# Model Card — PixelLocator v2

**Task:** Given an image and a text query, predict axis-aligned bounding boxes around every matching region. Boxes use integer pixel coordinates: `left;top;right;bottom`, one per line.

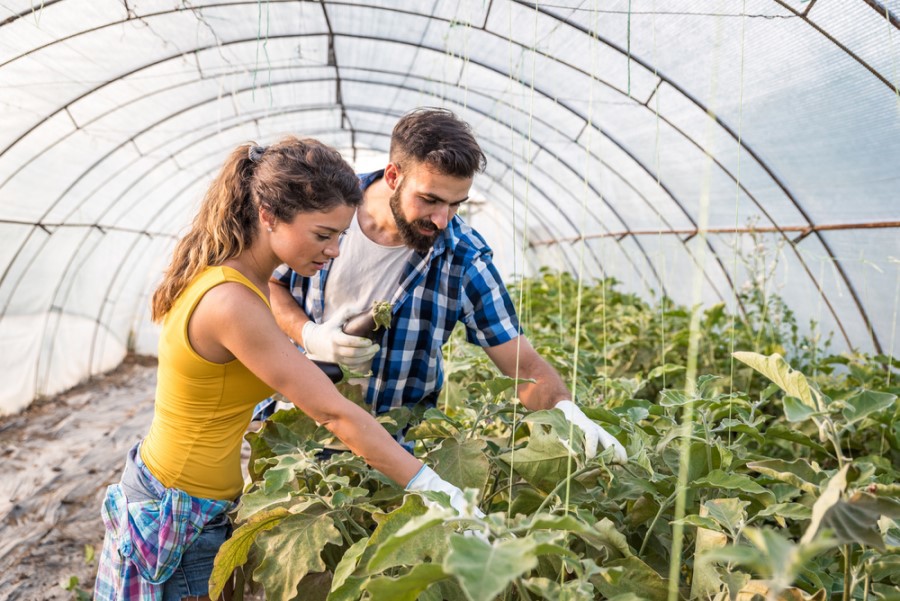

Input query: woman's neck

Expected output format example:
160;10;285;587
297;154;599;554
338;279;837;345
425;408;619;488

222;239;277;297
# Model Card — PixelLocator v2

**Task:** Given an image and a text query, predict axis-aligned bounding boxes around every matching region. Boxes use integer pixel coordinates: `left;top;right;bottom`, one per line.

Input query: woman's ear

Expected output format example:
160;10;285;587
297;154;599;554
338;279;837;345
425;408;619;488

258;206;275;232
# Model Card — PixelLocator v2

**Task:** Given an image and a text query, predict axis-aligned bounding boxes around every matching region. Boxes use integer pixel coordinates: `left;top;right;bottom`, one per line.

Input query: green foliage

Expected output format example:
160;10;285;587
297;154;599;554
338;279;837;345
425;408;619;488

220;272;899;600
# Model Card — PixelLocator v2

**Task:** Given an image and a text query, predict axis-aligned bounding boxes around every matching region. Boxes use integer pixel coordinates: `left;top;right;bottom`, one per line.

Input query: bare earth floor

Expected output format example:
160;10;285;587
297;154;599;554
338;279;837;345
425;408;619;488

0;355;159;600
0;356;267;601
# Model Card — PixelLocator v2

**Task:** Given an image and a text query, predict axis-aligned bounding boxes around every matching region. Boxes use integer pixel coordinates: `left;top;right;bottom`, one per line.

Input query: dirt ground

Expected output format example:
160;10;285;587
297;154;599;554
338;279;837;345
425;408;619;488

0;355;265;601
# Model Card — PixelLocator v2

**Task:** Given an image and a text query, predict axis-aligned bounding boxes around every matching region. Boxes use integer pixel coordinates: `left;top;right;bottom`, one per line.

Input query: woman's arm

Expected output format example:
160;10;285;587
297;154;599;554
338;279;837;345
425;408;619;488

194;282;422;486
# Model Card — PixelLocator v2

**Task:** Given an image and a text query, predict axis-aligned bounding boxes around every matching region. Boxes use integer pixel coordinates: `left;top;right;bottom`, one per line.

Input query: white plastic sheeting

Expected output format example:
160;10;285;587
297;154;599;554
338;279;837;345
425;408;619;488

1;0;898;415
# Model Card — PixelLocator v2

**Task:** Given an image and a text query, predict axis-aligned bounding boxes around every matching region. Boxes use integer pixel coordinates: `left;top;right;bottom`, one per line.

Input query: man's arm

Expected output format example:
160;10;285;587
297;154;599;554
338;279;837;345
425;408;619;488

483;336;570;411
484;335;628;463
269;276;379;368
269;277;312;345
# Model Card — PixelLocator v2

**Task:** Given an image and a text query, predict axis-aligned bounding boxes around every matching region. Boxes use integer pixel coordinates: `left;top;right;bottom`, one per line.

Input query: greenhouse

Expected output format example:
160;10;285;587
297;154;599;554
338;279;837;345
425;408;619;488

0;1;897;600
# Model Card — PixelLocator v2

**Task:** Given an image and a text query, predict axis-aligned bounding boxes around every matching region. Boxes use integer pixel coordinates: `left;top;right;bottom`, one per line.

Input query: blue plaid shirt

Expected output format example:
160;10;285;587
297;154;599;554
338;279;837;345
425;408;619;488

275;171;520;413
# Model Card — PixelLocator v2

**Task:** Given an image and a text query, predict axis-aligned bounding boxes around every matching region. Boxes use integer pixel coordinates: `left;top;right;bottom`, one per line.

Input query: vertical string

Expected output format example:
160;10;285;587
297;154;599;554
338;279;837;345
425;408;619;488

651;0;668;389
441;2;473;415
504;1;522;522
252;0;272;104
565;0;599;517
889;4;900;110
667;7;724;601
887;259;899;388
626;0;632;97
728;0;747;445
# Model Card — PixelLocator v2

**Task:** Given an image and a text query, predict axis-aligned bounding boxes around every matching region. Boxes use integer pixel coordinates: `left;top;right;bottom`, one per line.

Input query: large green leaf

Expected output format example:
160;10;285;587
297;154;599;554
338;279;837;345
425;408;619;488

330;537;368;592
842;390;896;426
363;495;449;574
236;486;294;522
443;535;539;601
733;352;818;410
210;508;289;599
747;458;824;494
692;469;776;504
252;511;343;600
764;424;830;455
816;493;900;550
430;438;491;492
522;514;631;558
755;503;813;522
591;557;669;601
500;424;573;493
467;375;523;398
801;464;849;544
364;563;448;601
783;396;818;422
704;497;750;537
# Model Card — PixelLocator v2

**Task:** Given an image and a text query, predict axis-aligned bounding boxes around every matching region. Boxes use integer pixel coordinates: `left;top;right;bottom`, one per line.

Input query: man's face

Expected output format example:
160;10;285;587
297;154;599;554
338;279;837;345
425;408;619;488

388;162;473;253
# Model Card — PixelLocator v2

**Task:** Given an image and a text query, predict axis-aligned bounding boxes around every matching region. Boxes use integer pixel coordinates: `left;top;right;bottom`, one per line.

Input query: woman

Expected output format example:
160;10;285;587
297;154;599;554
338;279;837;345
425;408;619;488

93;138;468;601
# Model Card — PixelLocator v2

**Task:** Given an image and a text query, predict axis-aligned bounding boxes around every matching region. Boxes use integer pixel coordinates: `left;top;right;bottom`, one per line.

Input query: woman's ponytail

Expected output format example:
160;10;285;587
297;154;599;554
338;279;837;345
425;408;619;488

150;145;258;322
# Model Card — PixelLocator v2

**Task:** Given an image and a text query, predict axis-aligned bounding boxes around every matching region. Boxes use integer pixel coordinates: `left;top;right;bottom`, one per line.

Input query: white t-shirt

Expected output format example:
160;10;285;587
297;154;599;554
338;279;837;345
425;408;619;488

322;211;413;322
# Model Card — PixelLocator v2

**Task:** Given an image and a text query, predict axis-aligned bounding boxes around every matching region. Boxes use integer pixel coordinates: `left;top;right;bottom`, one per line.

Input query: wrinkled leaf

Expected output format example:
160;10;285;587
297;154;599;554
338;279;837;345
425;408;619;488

365;495;449;574
210;508;289;599
443;535;538;601
842;390;896;426
733;352;818;410
705;497;750;536
252;510;342;601
592;557;669;601
747;458;824;495
430;437;490;492
501;423;573;493
801;465;849;544
364;563;447;601
692;470;775;504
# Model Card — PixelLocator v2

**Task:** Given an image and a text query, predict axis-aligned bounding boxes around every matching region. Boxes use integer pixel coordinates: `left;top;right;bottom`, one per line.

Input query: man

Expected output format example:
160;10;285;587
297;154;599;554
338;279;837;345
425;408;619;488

269;108;626;463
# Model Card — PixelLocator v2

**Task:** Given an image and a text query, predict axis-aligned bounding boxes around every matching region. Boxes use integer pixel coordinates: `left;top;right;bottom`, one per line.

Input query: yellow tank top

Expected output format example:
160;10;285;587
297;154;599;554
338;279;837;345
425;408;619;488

141;266;275;500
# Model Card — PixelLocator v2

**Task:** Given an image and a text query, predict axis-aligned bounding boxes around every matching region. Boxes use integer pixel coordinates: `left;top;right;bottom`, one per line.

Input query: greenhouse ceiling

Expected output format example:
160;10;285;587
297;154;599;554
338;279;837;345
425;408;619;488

0;0;898;415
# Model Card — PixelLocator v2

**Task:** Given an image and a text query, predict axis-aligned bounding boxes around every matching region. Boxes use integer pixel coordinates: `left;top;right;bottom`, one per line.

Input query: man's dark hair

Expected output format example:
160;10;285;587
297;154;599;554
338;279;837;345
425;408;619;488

390;108;487;178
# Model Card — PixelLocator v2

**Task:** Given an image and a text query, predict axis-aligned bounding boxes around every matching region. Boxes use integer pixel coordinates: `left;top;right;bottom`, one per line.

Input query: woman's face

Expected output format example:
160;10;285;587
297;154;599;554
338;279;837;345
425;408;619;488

269;203;356;276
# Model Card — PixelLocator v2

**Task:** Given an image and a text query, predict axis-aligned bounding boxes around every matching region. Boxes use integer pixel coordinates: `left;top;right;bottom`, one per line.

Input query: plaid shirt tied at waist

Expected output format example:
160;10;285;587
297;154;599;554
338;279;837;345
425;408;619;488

93;443;234;601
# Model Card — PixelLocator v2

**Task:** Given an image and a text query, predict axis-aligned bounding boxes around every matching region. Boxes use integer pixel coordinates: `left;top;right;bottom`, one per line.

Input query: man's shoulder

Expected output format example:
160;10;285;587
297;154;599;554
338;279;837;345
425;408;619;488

443;216;492;261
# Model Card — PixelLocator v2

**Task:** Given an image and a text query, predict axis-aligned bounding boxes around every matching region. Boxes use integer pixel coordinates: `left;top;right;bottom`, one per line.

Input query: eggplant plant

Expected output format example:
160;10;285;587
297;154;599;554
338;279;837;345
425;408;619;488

210;274;898;601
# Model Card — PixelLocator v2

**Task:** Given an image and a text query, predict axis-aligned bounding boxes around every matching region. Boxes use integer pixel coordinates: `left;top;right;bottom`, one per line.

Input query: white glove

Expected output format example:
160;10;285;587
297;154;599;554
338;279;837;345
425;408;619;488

555;400;627;464
406;465;485;518
301;306;380;371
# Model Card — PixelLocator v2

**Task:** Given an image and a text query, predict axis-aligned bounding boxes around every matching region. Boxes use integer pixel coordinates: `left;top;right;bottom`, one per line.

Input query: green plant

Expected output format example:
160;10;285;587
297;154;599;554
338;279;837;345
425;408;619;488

212;274;899;601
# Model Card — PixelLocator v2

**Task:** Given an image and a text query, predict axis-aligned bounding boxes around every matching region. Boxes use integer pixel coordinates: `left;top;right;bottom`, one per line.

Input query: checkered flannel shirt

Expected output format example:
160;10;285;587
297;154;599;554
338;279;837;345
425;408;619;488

275;171;521;414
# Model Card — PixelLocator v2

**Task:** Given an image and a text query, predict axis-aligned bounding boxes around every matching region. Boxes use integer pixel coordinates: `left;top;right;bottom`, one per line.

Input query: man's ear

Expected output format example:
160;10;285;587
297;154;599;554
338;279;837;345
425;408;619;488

383;162;402;190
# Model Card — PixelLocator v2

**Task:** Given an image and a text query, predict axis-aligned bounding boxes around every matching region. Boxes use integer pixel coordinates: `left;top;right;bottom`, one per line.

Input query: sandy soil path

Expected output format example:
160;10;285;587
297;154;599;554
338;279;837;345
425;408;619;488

0;355;158;600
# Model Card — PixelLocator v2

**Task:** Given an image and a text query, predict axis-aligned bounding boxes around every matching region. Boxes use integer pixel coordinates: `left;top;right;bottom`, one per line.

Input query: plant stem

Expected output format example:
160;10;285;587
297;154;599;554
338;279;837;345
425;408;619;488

533;466;601;517
843;544;852;601
639;492;677;557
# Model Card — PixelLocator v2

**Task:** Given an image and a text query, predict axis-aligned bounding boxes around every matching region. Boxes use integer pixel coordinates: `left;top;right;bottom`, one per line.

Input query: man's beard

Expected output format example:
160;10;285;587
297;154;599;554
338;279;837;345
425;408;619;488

390;182;441;254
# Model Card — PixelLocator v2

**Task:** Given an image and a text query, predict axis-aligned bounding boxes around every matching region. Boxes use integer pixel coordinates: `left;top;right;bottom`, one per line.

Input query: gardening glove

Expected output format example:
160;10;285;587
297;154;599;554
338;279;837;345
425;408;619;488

301;306;380;372
555;400;627;464
406;465;485;518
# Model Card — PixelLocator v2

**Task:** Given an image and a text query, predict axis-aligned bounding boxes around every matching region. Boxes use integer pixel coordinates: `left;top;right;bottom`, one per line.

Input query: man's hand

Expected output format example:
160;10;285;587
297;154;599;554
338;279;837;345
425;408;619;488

301;306;380;371
555;400;627;464
406;465;485;518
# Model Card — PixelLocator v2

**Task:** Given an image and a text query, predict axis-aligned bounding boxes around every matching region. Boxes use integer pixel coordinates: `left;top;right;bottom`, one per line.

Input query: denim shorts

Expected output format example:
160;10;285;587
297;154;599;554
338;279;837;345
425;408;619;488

120;451;234;600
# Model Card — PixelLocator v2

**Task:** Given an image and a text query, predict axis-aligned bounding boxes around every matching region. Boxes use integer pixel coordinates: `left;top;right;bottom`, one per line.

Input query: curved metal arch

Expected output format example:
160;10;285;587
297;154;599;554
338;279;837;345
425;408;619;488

0;2;871;348
2;36;722;307
0;6;739;295
9;62;657;297
521;1;878;350
0;67;738;342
